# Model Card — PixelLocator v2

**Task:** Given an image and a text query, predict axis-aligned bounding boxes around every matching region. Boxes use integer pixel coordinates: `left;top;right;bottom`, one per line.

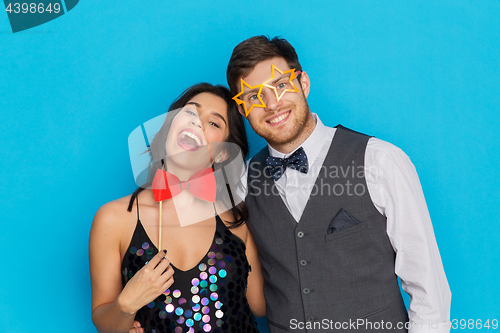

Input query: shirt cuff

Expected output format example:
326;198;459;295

408;321;451;333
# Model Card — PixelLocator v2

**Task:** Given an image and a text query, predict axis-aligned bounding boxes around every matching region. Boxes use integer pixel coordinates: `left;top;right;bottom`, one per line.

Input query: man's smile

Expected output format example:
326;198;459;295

266;110;291;126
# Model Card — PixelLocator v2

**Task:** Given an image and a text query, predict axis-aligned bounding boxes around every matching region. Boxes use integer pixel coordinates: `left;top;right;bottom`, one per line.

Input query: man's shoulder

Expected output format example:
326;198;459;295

332;124;405;155
335;124;371;138
330;125;411;165
365;136;415;174
367;137;407;156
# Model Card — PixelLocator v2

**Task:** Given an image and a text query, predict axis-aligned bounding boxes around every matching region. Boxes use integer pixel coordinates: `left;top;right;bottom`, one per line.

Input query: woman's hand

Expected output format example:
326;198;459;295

129;321;143;333
118;250;175;314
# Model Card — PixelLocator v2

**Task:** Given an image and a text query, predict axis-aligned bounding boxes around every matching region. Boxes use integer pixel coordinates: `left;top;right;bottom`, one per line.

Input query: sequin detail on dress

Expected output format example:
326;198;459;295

121;215;258;333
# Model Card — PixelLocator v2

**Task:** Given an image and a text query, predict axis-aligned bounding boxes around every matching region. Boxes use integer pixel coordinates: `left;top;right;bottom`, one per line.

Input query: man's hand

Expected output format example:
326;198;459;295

129;320;143;333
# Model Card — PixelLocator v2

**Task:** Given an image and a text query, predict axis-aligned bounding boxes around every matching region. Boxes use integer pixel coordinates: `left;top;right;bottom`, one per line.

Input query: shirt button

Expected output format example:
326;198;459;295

307;316;315;322
303;288;310;294
297;231;304;238
300;260;308;266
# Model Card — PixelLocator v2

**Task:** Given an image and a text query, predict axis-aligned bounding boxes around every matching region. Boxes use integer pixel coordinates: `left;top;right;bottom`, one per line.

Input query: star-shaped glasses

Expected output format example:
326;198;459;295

232;65;302;117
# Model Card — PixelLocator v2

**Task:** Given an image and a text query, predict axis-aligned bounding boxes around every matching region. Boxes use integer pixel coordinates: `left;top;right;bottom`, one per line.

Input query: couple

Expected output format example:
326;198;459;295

90;36;451;333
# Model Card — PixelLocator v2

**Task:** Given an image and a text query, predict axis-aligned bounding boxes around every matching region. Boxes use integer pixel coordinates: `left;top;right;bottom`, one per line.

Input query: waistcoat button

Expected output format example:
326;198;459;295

297;231;304;238
300;260;308;266
307;316;315;322
303;288;310;294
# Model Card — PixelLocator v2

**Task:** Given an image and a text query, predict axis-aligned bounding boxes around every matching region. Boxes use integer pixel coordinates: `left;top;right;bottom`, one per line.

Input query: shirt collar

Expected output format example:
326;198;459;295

268;113;328;164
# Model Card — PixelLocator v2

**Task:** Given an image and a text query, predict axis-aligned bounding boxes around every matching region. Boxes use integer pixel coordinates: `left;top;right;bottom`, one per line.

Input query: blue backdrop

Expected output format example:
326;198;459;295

1;1;499;332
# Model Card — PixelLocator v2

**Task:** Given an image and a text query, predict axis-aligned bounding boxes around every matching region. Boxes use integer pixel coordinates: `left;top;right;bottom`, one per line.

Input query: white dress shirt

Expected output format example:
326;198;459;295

243;114;451;333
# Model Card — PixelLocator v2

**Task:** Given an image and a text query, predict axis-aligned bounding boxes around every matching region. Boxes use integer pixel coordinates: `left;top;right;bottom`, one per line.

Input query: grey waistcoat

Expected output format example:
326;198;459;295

246;126;408;332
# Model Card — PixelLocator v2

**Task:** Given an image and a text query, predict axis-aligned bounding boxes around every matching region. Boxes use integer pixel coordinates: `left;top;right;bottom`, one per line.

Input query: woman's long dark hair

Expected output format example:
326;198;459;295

127;83;249;228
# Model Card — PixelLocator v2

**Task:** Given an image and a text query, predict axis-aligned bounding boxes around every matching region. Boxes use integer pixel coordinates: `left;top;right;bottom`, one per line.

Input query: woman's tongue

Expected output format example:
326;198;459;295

180;135;199;150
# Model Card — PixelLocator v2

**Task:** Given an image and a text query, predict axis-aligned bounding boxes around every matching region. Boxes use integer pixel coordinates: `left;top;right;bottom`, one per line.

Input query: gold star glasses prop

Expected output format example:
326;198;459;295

232;65;302;117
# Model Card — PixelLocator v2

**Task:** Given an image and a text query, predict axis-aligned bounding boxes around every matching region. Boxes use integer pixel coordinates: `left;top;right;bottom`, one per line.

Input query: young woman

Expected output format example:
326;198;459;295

89;83;265;333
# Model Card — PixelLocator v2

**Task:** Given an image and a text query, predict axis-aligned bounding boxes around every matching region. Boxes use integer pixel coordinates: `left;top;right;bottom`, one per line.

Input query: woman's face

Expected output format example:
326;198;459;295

165;92;229;171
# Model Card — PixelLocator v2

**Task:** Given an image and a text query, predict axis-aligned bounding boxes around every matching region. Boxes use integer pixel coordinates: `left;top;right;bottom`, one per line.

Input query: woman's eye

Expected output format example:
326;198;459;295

249;94;258;101
209;121;220;128
185;110;196;116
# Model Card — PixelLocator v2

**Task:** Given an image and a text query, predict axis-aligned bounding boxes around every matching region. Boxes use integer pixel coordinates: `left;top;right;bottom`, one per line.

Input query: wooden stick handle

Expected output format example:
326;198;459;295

159;200;162;250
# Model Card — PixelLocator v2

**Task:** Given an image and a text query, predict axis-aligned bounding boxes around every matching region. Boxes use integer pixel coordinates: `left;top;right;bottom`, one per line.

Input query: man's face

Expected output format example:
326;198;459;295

238;57;312;151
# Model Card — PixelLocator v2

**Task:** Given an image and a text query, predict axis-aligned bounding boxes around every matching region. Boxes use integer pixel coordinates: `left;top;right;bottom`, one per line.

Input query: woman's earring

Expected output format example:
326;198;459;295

215;157;221;163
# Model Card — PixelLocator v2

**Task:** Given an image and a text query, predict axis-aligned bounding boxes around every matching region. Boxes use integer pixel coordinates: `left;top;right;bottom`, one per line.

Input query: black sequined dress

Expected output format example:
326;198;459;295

121;201;259;333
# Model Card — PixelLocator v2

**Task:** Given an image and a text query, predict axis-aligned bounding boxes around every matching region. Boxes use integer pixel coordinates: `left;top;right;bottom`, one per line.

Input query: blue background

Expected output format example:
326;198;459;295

1;1;499;332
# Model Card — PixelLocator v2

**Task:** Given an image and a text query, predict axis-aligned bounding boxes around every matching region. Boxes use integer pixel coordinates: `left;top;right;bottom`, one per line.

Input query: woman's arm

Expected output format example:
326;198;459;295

244;228;266;317
89;201;174;333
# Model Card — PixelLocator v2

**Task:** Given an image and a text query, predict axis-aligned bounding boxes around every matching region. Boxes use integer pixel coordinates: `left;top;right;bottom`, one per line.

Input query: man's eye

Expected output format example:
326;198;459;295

277;83;286;89
249;94;258;101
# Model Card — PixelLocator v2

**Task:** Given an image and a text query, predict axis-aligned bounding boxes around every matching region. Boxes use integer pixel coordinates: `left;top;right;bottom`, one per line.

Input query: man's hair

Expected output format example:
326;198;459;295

226;35;302;94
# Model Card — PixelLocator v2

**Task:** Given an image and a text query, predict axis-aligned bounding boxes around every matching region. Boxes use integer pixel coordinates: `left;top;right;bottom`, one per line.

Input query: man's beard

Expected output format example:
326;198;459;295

258;100;311;148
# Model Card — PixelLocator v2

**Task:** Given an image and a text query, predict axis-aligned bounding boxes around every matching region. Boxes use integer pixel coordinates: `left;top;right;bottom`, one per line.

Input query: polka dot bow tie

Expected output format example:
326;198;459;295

265;147;309;181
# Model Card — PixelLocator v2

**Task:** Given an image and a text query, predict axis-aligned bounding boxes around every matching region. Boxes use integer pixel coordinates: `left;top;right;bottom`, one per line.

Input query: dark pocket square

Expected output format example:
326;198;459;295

327;209;362;234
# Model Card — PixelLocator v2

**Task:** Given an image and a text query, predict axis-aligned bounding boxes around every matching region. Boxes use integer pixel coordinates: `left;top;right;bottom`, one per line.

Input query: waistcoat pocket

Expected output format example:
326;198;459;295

358;304;390;319
324;222;367;242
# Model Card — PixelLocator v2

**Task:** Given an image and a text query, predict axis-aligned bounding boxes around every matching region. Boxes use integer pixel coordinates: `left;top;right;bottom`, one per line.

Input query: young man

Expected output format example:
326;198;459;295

226;36;451;333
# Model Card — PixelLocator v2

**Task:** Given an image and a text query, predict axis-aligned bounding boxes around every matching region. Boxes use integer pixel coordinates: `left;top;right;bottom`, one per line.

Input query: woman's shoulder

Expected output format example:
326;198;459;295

89;196;140;278
92;195;136;232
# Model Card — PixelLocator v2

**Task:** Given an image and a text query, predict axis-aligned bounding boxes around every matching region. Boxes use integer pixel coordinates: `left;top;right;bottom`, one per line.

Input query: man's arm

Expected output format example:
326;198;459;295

365;138;451;333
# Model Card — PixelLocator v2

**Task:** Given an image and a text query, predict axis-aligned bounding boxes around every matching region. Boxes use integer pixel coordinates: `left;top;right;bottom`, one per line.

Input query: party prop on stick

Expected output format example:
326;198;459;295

128;107;245;234
159;160;164;251
152;167;217;203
